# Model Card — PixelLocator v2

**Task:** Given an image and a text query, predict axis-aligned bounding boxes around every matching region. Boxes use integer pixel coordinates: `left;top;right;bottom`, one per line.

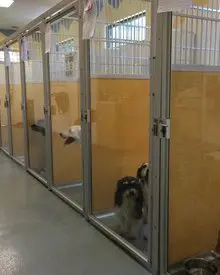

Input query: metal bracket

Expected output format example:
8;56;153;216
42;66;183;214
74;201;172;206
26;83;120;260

152;118;170;139
81;109;91;123
43;106;48;115
159;119;170;139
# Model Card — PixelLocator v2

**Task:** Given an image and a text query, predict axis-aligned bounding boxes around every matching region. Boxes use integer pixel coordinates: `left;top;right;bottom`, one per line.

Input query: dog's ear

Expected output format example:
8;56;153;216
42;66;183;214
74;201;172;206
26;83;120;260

64;136;75;145
136;165;142;179
114;186;123;207
114;178;125;207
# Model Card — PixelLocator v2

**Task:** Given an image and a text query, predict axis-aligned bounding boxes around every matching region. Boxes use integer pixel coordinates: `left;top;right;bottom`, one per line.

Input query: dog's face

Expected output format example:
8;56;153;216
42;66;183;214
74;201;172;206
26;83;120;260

123;188;139;200
114;177;144;219
59;125;81;145
136;162;149;184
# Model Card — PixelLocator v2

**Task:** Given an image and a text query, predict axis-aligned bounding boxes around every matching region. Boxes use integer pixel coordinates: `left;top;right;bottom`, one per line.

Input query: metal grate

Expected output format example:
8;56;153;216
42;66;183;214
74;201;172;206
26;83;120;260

90;0;151;78
25;31;43;83
8;42;21;85
50;16;79;82
172;1;220;66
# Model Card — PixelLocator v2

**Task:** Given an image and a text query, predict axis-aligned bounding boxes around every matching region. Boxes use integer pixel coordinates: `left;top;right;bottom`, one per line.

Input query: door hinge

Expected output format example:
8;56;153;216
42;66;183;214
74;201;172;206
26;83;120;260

159;119;170;139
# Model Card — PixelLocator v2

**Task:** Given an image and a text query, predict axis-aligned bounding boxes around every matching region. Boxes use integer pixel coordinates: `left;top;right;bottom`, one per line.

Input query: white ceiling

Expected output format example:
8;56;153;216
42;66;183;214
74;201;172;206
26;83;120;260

0;0;62;30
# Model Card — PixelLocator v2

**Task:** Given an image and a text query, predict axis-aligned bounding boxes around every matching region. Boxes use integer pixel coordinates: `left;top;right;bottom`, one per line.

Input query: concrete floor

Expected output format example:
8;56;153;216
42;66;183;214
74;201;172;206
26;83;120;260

0;153;148;275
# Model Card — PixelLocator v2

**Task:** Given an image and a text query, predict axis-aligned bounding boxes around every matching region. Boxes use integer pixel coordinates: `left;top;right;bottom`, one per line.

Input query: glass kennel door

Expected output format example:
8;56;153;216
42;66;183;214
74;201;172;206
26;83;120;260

159;2;220;274
49;10;83;209
24;30;47;181
8;42;25;165
0;50;10;153
89;0;152;265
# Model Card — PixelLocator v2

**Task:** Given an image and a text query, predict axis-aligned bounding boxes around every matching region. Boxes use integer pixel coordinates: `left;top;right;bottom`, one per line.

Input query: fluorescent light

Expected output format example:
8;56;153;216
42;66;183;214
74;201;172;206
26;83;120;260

0;0;14;8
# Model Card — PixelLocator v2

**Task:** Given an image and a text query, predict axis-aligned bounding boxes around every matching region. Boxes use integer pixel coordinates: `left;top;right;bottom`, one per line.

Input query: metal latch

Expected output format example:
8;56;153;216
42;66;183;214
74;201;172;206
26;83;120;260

81;109;91;123
43;106;48;115
159;119;170;139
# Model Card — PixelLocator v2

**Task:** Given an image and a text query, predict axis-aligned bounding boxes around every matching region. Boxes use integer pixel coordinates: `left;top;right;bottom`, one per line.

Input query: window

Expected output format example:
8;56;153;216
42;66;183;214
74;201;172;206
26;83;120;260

0;50;19;63
56;38;76;54
106;11;146;48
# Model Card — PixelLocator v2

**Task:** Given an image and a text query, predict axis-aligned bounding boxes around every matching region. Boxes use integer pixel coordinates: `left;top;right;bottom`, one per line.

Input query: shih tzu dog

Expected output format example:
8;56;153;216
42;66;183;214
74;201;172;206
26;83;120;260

59;125;81;145
114;176;144;240
136;162;149;239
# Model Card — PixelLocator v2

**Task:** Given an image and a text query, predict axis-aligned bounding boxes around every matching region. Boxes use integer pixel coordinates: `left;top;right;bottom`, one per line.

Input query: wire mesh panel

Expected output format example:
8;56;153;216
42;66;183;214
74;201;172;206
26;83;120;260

172;0;220;66
49;12;83;208
24;30;46;178
50;14;79;81
90;0;151;77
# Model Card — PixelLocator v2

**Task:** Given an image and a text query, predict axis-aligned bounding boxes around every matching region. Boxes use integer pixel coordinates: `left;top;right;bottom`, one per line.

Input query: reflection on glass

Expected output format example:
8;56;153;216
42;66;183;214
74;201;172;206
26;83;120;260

0;61;9;151
25;31;46;178
90;0;151;255
8;42;25;163
50;15;82;207
169;4;220;273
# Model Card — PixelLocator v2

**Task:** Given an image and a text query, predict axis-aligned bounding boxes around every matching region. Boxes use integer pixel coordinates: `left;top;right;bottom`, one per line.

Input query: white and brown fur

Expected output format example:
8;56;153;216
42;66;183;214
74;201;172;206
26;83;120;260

136;162;149;239
114;176;144;239
59;125;81;145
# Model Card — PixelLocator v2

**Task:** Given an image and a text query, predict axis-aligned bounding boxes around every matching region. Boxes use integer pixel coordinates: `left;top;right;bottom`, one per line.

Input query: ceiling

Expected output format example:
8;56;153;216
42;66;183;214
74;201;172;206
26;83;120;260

0;0;62;30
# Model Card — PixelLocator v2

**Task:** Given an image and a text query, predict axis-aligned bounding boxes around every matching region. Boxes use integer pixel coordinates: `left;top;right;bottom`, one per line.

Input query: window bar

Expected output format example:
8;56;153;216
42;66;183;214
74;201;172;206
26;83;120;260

209;0;214;65
204;11;209;65
190;16;194;64
138;4;141;75
213;5;218;65
132;16;134;75
200;1;204;65
174;15;177;65
104;26;107;74
121;18;124;75
180;16;183;64
185;9;189;64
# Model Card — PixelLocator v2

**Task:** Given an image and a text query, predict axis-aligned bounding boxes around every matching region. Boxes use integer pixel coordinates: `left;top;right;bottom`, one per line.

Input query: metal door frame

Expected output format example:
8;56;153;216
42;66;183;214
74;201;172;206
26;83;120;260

40;22;53;189
79;0;163;270
7;40;26;168
3;46;13;157
19;37;30;170
21;27;48;187
46;1;86;214
151;6;173;275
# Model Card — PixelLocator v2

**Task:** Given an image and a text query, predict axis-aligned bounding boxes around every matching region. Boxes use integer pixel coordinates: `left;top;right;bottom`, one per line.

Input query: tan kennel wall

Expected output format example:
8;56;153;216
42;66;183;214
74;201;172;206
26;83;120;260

169;70;220;264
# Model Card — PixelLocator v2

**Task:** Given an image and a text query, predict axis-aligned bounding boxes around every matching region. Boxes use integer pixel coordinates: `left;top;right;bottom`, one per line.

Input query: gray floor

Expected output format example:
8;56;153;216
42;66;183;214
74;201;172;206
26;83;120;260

0;153;148;275
99;214;148;253
57;184;83;207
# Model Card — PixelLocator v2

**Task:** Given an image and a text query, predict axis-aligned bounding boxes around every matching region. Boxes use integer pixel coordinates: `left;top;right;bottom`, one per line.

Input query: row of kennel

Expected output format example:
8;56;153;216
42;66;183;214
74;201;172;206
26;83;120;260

1;0;220;274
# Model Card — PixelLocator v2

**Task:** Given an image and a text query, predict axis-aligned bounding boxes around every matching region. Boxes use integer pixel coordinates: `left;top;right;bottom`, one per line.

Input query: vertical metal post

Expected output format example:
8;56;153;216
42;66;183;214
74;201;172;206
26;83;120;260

4;46;13;156
40;22;53;189
19;37;30;170
79;0;92;219
159;11;172;275
150;4;172;275
149;0;159;267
